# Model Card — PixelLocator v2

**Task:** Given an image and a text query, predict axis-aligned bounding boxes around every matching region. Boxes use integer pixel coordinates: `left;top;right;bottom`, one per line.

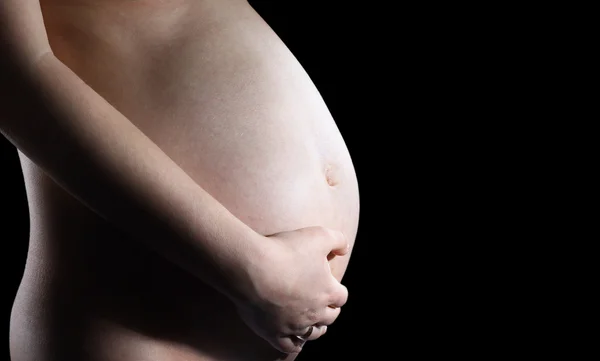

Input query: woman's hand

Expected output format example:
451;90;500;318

233;226;350;354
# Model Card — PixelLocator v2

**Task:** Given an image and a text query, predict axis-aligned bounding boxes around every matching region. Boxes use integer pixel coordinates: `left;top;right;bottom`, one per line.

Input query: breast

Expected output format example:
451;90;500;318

41;0;359;241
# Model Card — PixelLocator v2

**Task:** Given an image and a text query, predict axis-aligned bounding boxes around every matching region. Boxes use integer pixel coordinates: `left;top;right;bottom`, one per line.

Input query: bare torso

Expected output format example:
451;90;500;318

10;1;360;360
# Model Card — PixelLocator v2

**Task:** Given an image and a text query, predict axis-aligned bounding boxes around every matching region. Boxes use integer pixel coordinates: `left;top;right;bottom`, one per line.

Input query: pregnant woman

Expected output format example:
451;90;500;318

1;1;360;360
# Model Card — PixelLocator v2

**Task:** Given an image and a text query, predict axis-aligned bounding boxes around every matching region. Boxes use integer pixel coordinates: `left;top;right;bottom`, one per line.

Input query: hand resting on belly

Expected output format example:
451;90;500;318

1;0;352;357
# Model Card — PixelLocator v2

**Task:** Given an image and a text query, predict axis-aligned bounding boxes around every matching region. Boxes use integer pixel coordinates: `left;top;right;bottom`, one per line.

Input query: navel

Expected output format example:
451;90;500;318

325;163;339;187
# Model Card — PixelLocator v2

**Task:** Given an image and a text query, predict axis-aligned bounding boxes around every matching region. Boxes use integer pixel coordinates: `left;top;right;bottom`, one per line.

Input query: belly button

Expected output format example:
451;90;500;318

325;164;339;187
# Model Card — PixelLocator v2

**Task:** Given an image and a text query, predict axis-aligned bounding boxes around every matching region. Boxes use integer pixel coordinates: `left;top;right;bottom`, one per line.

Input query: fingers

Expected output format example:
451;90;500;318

318;305;342;326
301;325;327;341
328;283;349;308
326;229;350;256
288;325;328;351
274;325;327;355
275;336;303;354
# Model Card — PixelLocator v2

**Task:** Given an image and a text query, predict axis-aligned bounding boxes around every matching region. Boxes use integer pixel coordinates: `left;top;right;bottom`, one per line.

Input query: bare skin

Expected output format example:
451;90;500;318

2;0;360;360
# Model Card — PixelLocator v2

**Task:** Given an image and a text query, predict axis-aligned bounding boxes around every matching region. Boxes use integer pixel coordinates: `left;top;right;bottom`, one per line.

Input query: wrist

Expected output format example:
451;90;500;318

179;204;269;305
225;230;271;306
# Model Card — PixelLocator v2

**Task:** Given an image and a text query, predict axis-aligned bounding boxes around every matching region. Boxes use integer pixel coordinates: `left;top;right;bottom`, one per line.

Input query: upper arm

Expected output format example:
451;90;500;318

1;1;53;135
1;0;52;65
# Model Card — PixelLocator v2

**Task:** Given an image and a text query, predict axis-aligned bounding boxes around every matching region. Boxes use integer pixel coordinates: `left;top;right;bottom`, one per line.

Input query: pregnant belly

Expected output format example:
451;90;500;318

11;2;360;361
15;145;358;361
15;127;358;361
41;0;360;240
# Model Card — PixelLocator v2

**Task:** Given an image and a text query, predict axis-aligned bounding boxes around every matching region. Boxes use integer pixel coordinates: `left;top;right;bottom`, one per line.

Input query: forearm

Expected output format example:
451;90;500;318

0;52;263;302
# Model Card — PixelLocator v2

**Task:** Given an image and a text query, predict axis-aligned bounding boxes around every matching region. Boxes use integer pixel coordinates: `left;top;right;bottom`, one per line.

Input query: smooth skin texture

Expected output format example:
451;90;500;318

3;0;360;360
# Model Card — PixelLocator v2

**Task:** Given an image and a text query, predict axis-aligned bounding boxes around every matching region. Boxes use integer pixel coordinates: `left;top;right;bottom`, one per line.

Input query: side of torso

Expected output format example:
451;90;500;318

11;1;360;360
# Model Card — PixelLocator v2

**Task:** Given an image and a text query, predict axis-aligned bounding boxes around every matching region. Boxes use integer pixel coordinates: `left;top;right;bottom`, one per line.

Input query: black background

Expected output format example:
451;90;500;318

2;2;389;360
